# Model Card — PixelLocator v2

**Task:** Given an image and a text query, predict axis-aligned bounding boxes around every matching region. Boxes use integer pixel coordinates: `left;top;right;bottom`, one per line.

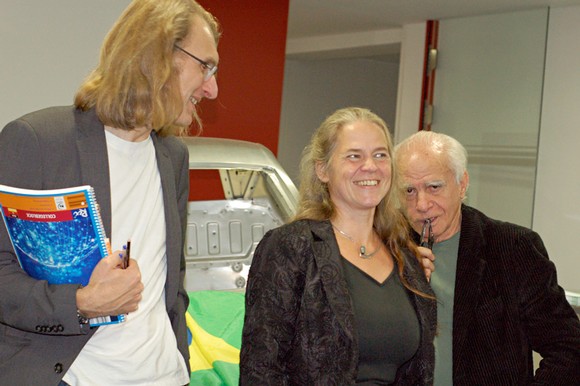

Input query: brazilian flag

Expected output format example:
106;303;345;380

187;290;245;385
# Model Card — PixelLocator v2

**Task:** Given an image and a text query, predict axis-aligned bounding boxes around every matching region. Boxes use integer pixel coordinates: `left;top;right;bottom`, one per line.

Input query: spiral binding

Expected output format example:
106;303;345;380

86;186;108;258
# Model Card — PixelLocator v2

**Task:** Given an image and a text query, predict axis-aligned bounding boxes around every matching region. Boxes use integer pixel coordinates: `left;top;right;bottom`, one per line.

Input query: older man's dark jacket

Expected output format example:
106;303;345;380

240;219;437;385
439;205;580;385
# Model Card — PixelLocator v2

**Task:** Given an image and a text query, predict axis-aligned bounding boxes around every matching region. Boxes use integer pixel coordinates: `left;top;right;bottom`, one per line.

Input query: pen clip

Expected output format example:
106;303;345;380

420;219;434;250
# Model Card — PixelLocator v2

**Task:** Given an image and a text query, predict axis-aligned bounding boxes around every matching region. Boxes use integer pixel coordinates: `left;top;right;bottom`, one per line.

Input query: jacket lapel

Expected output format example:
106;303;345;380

310;220;356;341
75;109;112;236
452;205;487;373
151;134;181;307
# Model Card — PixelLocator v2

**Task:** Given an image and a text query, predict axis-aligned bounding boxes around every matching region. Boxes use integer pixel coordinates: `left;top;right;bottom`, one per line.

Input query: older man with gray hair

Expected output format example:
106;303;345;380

394;130;580;385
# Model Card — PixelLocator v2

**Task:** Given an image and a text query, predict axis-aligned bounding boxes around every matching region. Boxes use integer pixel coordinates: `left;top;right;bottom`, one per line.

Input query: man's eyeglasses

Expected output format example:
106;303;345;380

174;45;217;81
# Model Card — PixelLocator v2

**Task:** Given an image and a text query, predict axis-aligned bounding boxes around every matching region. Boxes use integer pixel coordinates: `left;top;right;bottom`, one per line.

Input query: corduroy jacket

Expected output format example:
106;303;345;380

437;205;580;385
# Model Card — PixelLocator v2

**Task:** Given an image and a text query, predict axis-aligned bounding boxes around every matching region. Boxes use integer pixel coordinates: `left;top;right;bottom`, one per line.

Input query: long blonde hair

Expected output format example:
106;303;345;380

74;0;220;136
294;107;431;298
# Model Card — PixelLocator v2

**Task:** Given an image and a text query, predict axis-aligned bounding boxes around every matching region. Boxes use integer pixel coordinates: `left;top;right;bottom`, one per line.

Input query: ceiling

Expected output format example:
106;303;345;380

287;0;580;39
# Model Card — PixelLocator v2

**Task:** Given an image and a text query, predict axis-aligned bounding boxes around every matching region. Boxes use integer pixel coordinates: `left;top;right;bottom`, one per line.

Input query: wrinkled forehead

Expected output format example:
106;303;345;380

400;144;445;171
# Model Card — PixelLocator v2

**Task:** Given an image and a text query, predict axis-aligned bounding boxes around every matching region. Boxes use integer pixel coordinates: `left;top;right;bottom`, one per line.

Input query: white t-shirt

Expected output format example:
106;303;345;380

64;131;189;385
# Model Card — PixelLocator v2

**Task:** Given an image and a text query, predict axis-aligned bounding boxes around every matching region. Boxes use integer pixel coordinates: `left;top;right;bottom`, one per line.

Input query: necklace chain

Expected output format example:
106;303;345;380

331;224;381;259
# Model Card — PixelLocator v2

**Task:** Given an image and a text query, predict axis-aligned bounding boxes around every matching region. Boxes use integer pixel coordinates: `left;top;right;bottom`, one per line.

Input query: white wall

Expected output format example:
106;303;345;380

278;57;400;183
0;1;131;129
533;5;580;292
432;8;548;228
280;27;404;183
394;23;427;145
395;6;579;291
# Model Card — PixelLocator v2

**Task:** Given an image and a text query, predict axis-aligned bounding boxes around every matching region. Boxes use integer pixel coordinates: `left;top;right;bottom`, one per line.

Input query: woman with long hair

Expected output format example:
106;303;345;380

240;107;436;385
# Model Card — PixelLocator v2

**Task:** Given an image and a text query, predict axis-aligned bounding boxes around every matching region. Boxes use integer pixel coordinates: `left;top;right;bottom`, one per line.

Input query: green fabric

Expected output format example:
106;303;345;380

187;290;245;386
187;290;245;348
189;362;241;386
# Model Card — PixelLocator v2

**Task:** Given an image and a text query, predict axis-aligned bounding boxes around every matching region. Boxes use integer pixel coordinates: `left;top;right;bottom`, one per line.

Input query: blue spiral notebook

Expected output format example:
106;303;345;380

0;184;125;326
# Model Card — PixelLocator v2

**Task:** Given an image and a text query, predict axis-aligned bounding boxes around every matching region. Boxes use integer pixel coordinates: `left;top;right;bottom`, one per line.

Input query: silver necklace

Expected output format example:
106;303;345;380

331;224;381;259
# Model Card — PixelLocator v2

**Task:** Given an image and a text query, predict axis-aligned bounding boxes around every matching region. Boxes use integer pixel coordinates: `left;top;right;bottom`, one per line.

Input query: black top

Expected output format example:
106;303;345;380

342;258;421;385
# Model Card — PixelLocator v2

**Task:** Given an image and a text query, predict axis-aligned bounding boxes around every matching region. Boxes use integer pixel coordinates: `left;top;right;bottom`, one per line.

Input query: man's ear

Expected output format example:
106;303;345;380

460;170;469;198
315;161;329;183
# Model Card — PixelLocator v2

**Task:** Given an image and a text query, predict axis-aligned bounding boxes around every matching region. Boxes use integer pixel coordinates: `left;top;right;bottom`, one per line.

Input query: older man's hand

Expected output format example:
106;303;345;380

417;246;435;282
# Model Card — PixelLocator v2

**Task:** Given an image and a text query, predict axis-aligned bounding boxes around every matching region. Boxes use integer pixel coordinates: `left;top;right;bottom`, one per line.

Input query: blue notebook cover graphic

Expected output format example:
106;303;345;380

0;184;125;326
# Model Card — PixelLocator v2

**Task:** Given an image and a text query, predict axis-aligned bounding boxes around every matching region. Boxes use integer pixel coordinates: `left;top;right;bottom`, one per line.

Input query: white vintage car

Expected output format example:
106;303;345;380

182;137;298;292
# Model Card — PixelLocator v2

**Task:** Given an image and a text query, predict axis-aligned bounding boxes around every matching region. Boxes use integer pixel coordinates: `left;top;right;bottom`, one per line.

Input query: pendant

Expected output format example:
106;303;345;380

359;244;379;259
359;245;372;259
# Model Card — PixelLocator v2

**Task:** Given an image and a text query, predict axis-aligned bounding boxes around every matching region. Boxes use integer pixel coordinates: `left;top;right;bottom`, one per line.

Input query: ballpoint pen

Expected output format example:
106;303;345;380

123;240;131;269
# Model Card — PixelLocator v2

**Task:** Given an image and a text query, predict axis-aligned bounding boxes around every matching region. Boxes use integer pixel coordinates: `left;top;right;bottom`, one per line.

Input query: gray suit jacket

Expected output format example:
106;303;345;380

0;106;190;385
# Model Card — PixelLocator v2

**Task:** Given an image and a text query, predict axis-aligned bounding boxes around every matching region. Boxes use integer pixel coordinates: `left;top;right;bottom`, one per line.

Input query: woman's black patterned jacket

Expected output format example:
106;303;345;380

240;219;436;385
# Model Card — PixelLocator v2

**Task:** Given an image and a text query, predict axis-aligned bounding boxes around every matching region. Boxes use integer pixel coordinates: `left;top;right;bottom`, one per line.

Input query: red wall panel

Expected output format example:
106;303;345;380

189;1;289;201
195;0;289;154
